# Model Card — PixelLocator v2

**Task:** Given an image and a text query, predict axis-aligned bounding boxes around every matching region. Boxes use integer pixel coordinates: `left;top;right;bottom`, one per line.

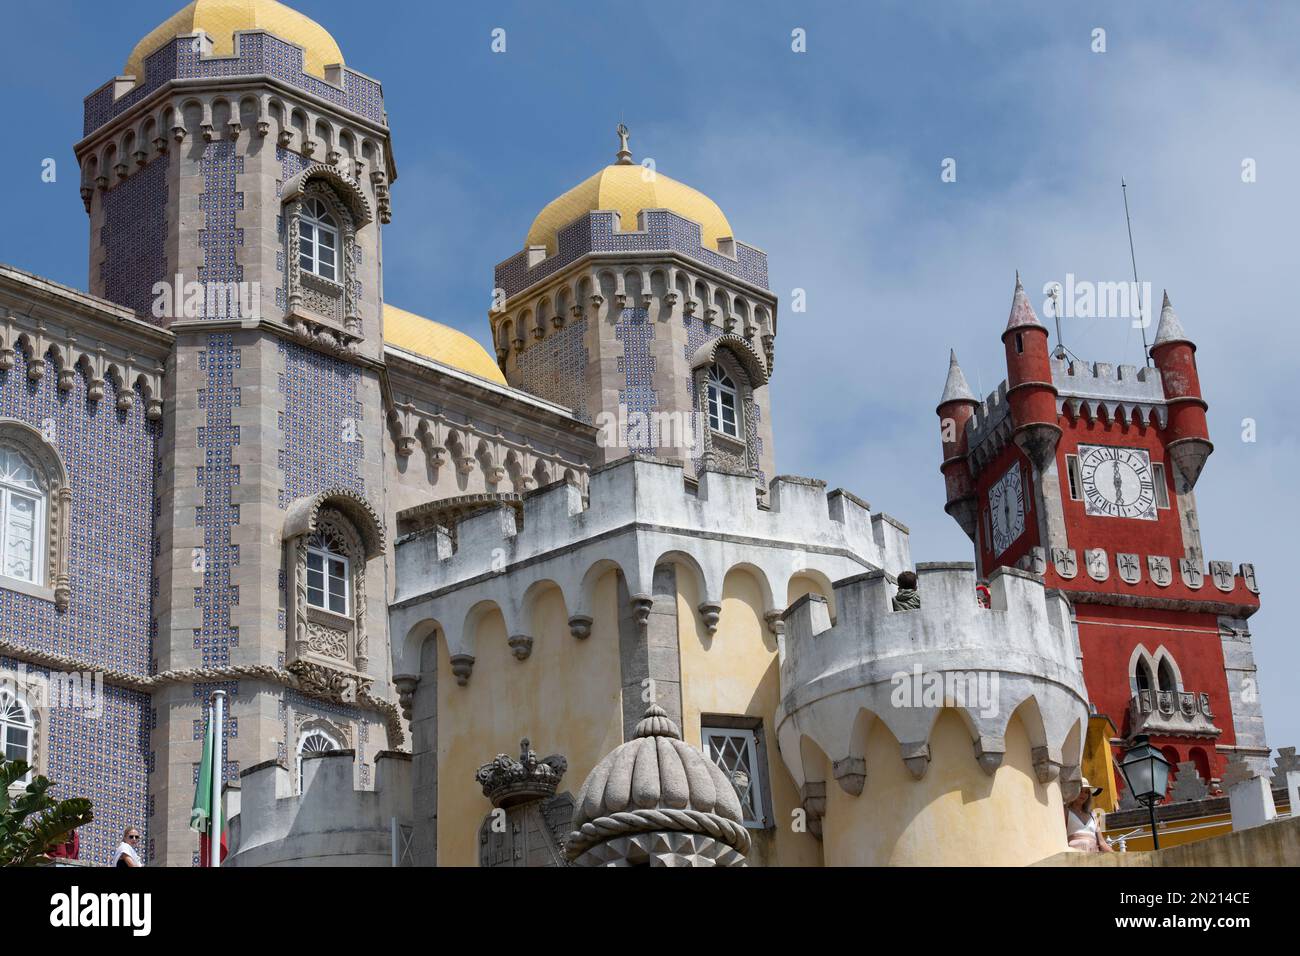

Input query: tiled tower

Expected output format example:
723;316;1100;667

490;128;779;489
937;278;1269;805
73;0;400;865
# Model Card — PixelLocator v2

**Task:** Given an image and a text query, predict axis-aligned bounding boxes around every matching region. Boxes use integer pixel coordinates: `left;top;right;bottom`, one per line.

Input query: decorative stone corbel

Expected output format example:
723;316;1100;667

973;738;1005;775
508;634;534;661
697;602;722;634
833;756;866;796
629;594;654;627
449;654;475;687
152;136;168;155
568;615;593;639
393;674;418;721
133;150;148;168
1031;746;1061;783
277;129;294;148
227;120;243;139
799;781;826;840
900;741;931;780
763;609;785;637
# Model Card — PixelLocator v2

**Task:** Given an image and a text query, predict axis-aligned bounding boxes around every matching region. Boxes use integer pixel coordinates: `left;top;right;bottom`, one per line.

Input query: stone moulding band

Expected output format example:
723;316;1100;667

0;639;403;747
564;807;752;860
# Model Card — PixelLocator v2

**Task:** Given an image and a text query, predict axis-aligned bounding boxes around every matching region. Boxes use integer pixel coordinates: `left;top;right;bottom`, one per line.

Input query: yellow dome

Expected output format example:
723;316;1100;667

526;163;734;257
125;0;344;81
384;305;506;386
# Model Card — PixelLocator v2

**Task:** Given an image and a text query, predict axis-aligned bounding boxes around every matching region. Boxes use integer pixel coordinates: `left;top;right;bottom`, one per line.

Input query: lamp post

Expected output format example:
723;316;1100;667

1118;734;1172;849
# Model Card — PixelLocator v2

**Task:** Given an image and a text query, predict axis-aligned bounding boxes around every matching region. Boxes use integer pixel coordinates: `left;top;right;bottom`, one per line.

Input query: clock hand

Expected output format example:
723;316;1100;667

1112;460;1123;505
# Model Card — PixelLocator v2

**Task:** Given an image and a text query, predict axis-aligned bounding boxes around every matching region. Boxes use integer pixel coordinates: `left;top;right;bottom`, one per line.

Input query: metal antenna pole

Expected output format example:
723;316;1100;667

1122;179;1152;367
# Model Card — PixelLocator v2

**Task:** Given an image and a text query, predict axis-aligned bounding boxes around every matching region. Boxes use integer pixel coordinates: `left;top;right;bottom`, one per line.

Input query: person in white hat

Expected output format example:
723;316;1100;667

1064;778;1112;853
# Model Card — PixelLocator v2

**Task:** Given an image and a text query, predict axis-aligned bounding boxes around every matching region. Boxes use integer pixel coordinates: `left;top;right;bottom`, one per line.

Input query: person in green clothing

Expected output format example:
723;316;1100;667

892;570;921;611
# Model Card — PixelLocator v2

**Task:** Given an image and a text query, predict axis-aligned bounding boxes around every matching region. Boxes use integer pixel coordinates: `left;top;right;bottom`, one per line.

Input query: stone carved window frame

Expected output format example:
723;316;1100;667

282;165;374;340
0;420;71;610
689;336;769;478
293;715;349;793
1;679;41;792
283;489;385;677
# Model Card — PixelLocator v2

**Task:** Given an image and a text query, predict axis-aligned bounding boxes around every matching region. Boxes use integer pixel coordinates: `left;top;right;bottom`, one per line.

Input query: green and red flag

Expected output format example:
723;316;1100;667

190;703;227;866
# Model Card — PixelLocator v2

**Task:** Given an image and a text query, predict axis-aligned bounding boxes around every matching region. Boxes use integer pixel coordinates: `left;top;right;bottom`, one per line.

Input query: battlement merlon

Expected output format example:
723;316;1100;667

226;750;411;867
389;456;910;676
493;209;770;301
775;563;1089;791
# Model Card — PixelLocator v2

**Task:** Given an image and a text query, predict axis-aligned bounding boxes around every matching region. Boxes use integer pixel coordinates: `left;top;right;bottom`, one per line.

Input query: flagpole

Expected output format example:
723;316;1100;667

210;690;225;868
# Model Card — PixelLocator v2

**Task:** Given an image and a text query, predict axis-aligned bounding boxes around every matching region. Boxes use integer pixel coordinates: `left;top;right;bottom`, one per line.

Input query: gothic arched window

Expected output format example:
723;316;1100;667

296;727;340;792
1;690;33;776
305;528;349;616
0;446;44;585
1157;656;1178;693
1134;657;1154;692
707;365;740;438
298;197;338;281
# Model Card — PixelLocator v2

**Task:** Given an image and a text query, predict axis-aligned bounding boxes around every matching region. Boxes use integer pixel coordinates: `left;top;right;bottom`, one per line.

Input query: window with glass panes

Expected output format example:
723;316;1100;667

1;691;32;770
706;365;740;437
299;197;338;281
701;724;766;827
306;530;349;615
0;446;43;585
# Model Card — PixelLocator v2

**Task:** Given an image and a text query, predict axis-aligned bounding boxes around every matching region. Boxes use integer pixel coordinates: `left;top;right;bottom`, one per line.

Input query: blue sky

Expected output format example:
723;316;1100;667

2;1;1296;752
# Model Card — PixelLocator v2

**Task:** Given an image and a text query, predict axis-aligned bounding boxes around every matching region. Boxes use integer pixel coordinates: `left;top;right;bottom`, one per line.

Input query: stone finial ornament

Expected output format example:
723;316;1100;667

476;738;568;808
565;704;751;866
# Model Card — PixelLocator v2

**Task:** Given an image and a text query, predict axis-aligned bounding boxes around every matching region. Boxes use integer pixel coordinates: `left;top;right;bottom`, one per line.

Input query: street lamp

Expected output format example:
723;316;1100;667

1118;734;1172;849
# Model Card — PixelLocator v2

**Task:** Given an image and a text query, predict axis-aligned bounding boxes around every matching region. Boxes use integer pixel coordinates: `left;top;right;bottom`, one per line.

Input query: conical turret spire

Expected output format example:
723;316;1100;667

1152;289;1191;347
1006;271;1043;331
939;349;977;405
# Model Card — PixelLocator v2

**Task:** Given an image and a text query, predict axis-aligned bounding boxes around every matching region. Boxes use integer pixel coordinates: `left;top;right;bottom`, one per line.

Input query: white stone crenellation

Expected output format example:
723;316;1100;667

776;562;1089;793
389;455;911;678
226;750;412;867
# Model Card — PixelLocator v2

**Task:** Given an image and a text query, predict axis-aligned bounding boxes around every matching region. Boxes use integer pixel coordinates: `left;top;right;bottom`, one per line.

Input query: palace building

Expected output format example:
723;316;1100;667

0;0;1285;866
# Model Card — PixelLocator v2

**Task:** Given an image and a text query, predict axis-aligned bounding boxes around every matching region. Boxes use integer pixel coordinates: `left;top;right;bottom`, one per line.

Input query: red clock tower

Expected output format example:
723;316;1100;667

937;276;1269;804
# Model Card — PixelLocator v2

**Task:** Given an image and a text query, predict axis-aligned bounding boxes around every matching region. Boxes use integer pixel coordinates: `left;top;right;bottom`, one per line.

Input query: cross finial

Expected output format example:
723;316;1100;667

615;123;633;165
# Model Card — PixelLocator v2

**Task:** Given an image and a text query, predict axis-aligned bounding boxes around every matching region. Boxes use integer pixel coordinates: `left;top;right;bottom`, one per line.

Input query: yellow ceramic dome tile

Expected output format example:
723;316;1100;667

125;0;344;81
527;164;733;257
383;304;507;386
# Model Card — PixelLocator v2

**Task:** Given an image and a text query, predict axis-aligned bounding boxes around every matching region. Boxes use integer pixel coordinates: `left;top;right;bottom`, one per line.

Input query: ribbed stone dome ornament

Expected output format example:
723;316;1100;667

565;704;750;867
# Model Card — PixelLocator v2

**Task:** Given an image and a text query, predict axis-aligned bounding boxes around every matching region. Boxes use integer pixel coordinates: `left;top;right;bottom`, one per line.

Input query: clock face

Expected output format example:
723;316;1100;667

1077;444;1158;520
988;461;1026;555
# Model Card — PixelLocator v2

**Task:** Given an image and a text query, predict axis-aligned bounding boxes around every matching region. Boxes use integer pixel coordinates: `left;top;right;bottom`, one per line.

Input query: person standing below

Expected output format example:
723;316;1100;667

1064;779;1113;853
110;827;144;867
892;570;922;610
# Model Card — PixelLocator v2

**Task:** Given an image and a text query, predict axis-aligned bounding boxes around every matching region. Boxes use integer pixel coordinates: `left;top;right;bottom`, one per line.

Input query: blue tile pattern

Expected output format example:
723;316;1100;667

195;335;241;666
495;210;768;298
0;352;157;673
197;143;245;318
514;319;590;423
277;341;364;508
100;156;169;321
0;656;150;868
615;310;656;453
84;32;384;136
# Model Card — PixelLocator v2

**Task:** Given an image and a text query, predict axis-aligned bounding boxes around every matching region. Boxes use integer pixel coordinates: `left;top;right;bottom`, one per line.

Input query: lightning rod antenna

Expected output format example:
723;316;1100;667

1121;179;1152;367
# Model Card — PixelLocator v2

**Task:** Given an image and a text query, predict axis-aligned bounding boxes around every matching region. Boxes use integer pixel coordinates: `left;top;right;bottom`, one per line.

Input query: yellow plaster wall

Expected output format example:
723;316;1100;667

822;708;1069;866
677;566;824;866
434;574;624;866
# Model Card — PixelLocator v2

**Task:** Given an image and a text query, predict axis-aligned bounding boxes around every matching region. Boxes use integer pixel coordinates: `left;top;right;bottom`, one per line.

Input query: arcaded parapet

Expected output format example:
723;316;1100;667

775;563;1090;866
390;455;911;677
226;750;411;867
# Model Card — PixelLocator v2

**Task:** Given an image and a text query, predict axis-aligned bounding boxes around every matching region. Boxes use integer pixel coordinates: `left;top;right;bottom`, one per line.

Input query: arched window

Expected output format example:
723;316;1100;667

296;727;340;792
305;528;349;616
1;690;33;775
298;197;338;281
707;365;740;438
1134;657;1154;692
0;444;46;586
1157;657;1178;692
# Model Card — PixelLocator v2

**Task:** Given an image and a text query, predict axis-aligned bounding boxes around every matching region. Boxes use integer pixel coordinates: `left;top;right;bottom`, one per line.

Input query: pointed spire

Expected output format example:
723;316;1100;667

1153;289;1191;347
1006;271;1042;331
939;349;977;406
